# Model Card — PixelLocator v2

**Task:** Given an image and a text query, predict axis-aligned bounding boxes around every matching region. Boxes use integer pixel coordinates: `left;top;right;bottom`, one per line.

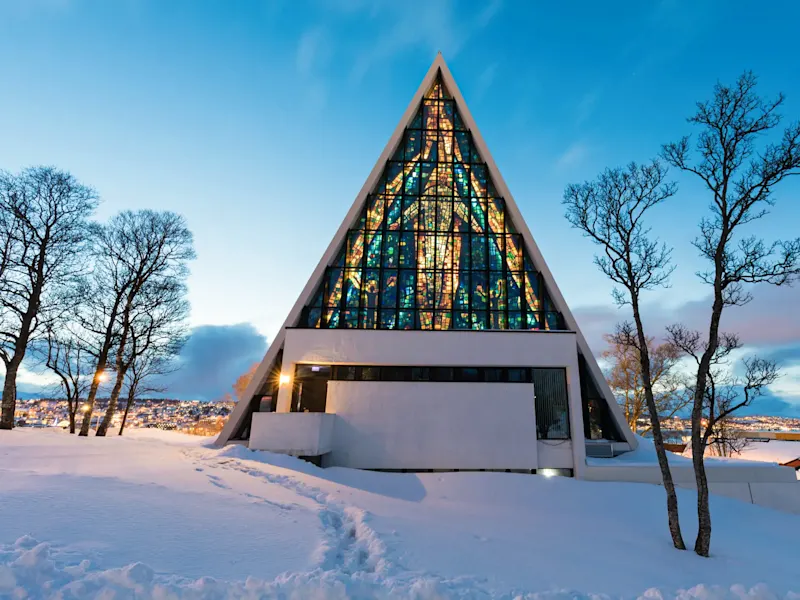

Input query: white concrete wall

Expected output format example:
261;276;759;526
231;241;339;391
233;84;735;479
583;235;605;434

278;328;585;474
537;441;574;469
282;328;578;370
750;483;800;514
584;463;800;515
584;463;797;484
325;381;538;470
249;413;334;455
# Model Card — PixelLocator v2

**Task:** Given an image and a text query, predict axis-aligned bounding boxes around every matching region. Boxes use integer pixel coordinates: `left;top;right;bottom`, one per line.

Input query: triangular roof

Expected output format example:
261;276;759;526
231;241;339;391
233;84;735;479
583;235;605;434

216;54;636;449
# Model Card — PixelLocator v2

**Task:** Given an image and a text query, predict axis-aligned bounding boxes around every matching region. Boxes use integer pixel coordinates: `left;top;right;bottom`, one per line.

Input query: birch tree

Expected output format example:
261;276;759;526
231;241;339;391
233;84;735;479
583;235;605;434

564;160;686;550
668;325;779;458
663;72;800;556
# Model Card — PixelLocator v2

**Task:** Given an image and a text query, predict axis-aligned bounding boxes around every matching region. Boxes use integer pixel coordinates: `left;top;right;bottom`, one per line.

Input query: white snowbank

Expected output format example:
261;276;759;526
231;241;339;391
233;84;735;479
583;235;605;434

2;428;799;599
2;535;797;600
680;440;800;466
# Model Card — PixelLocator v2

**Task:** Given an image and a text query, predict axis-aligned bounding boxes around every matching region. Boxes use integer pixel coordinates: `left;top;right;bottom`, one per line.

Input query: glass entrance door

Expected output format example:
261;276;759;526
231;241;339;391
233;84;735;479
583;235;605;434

291;365;331;413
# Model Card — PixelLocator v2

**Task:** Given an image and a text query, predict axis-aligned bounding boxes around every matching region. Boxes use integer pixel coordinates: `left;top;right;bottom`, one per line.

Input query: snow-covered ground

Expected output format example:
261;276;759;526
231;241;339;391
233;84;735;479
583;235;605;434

681;439;800;477
717;440;800;465
1;429;799;599
738;440;800;468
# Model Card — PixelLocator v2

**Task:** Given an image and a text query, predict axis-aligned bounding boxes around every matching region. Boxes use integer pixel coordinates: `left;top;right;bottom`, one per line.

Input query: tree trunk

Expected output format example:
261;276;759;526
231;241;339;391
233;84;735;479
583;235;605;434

691;361;713;556
79;371;104;436
691;399;712;556
1;230;48;430
119;395;134;436
691;288;724;557
0;362;19;429
632;299;685;550
97;367;126;436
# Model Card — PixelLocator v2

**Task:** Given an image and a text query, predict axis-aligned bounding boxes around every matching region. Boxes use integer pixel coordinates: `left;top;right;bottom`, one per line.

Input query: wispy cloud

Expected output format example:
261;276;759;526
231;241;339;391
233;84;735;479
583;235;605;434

296;27;325;75
475;0;503;28
346;0;504;83
556;141;589;169
575;90;600;127
295;26;330;113
473;62;498;102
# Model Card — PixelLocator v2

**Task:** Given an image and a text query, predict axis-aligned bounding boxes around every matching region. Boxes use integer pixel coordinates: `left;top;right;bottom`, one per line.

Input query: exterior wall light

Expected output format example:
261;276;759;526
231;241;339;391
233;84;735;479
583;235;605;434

279;374;291;386
539;468;559;478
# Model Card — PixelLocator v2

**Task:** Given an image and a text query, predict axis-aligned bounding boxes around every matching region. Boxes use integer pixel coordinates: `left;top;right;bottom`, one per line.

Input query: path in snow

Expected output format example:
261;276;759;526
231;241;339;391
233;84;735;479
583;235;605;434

186;447;392;576
1;428;799;599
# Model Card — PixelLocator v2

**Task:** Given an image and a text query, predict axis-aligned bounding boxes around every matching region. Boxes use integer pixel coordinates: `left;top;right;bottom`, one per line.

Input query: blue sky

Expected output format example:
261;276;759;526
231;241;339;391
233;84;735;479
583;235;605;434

2;0;800;411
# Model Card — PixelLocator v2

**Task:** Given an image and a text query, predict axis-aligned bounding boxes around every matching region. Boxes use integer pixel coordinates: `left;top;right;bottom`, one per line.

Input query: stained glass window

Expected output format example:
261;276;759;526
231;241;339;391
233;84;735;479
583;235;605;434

302;72;563;331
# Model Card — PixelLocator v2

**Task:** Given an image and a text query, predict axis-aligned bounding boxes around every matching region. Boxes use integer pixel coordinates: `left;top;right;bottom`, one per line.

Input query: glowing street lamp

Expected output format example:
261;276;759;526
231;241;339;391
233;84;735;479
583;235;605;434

95;371;110;383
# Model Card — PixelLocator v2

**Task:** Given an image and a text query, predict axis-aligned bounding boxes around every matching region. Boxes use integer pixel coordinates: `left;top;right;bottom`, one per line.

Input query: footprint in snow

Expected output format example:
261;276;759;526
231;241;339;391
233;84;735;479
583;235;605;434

206;475;229;489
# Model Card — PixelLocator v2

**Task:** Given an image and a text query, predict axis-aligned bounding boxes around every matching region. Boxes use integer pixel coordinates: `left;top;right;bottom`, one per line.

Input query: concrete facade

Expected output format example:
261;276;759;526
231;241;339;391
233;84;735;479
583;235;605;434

267;327;587;474
325;381;538;470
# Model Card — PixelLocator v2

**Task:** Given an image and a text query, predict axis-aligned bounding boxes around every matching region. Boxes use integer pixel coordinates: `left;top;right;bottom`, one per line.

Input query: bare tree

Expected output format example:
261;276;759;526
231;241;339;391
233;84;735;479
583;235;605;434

38;325;93;433
77;210;194;437
102;273;189;434
663;72;800;556
0;167;98;429
232;362;260;401
0;185;18;288
564;160;686;550
603;333;689;434
668;325;779;459
118;314;185;436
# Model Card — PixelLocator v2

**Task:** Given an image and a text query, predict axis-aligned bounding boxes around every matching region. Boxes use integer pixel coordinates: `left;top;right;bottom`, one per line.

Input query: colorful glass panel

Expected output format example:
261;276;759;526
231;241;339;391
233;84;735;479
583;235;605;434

304;73;561;331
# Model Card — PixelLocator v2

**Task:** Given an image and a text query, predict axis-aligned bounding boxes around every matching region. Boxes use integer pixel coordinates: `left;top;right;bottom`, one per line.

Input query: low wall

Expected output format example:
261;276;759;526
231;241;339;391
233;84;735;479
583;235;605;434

250;413;334;455
585;463;800;514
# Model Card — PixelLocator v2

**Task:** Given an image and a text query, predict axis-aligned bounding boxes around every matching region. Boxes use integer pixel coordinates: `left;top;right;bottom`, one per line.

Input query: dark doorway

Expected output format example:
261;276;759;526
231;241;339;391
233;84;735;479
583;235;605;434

291;365;331;413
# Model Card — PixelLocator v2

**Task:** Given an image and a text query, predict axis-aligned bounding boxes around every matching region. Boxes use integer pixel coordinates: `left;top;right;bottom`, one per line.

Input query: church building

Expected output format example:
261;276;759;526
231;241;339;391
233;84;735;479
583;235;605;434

216;54;639;476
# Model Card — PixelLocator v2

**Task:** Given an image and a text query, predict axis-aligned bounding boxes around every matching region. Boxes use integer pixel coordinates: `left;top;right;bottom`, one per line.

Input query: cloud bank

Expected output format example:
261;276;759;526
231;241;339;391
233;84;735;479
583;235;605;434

156;323;268;401
573;284;800;416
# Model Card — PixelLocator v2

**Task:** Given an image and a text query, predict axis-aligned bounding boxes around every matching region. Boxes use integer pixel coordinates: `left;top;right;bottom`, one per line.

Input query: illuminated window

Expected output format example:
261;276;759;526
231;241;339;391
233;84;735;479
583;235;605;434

303;72;563;331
